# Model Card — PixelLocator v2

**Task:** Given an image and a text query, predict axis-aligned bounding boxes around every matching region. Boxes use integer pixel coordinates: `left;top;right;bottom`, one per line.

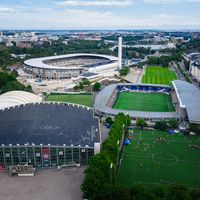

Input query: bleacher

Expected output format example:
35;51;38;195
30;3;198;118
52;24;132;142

117;85;171;94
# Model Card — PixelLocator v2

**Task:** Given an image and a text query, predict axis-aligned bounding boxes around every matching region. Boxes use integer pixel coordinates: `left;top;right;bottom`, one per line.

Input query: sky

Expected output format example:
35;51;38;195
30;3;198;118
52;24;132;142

0;0;200;30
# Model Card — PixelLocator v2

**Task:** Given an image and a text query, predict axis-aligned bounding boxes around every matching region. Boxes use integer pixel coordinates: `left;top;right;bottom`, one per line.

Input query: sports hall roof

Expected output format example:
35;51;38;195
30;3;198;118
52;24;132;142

0;103;100;147
0;91;42;111
172;80;200;124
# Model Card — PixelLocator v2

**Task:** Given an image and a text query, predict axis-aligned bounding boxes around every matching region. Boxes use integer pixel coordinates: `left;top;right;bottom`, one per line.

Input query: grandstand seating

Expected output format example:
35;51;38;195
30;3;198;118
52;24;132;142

117;85;171;94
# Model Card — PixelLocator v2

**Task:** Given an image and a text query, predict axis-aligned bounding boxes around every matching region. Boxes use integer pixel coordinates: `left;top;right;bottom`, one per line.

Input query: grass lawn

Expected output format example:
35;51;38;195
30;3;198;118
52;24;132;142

46;94;93;107
117;130;200;188
142;66;177;85
113;92;175;112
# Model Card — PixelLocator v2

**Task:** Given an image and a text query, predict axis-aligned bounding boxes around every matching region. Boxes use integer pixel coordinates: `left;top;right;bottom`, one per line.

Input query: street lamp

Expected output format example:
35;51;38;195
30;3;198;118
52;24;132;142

116;140;119;166
110;163;113;183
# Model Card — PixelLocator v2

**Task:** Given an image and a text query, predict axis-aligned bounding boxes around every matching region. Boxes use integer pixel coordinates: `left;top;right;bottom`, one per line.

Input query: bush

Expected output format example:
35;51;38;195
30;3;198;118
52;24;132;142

105;116;114;126
93;82;101;92
168;119;179;129
136;118;147;129
119;67;129;76
154;121;168;131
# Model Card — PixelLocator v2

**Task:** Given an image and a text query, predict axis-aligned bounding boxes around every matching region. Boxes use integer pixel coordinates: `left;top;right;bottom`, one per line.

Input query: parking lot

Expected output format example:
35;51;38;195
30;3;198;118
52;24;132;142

0;166;86;200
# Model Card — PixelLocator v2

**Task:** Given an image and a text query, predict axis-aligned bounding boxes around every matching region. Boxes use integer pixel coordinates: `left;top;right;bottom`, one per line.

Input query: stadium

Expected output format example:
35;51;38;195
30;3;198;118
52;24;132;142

94;81;200;124
24;53;118;80
0;91;101;171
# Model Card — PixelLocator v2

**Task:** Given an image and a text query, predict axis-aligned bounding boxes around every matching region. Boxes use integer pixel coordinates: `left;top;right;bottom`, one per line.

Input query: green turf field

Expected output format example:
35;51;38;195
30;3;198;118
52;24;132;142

113;92;175;112
142;66;177;85
117;130;200;188
46;93;93;107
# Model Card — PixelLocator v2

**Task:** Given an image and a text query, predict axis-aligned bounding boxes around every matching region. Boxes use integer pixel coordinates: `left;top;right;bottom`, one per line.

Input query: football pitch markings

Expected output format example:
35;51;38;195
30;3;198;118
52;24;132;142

142;66;177;85
117;130;200;188
113;92;175;112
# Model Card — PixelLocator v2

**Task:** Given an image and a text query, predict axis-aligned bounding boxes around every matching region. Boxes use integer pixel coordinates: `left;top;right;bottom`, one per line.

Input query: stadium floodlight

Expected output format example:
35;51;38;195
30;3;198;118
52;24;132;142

118;37;122;69
110;163;113;183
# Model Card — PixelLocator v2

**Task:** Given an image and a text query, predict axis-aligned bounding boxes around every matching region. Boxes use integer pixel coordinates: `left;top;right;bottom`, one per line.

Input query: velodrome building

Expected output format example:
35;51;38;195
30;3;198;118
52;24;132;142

24;53;118;80
0;91;101;170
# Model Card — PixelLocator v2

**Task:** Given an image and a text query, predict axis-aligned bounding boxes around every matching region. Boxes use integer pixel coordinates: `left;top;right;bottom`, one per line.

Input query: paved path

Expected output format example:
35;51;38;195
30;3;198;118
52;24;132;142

0;167;86;200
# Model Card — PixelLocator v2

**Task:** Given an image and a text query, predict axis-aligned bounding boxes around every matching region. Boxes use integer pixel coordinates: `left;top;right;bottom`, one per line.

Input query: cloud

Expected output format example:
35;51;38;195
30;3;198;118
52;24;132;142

57;0;134;7
143;0;200;3
0;5;21;13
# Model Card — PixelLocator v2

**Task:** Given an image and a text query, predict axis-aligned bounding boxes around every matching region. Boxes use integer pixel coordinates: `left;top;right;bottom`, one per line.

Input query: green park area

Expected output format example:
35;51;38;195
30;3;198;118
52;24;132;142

46;93;93;107
117;130;200;188
142;66;177;85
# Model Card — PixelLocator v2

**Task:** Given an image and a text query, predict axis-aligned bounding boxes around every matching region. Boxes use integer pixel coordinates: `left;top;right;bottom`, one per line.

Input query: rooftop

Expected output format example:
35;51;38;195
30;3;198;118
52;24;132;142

24;53;118;70
0;103;100;147
172;80;200;124
0;91;42;111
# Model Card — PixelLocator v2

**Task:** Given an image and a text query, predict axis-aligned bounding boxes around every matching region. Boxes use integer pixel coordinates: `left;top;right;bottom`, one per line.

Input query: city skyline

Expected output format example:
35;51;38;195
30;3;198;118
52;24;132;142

0;0;200;30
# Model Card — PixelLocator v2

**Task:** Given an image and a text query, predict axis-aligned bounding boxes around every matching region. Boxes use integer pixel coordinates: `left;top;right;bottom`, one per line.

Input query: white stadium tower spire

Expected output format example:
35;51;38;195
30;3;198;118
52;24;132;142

118;37;122;69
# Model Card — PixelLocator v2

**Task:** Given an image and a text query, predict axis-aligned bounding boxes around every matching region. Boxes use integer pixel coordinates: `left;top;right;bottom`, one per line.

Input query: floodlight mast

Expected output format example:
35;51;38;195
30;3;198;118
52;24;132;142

118;37;122;69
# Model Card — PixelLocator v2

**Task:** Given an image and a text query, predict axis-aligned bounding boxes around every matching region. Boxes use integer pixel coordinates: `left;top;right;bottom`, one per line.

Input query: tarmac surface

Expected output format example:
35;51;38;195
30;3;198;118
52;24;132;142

0;166;86;200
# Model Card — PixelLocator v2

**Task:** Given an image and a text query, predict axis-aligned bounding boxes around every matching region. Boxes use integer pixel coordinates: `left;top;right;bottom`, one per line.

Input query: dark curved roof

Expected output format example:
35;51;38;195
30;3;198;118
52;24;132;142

0;103;100;147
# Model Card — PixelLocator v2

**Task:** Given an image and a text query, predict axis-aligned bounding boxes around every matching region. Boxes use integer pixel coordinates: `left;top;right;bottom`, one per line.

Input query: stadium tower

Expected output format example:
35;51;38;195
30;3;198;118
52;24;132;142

118;37;122;69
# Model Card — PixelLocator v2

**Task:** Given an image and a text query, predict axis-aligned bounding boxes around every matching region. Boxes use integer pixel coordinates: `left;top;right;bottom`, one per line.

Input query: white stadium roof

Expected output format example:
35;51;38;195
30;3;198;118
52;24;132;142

24;53;118;70
172;80;200;124
0;91;42;110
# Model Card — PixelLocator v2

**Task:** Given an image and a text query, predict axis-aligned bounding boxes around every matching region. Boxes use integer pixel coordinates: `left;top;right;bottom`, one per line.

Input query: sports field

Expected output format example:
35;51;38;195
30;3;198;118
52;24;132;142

142;66;177;85
113;92;175;112
117;130;200;188
46;93;93;107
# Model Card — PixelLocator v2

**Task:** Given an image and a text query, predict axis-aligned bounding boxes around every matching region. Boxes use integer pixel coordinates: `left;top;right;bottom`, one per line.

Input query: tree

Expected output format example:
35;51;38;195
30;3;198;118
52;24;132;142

189;123;200;135
93;82;101;92
167;183;191;200
190;188;200;200
105;116;114;126
136;118;147;130
10;69;18;78
119;66;129;76
168;119;179;129
82;78;91;86
154;121;168;131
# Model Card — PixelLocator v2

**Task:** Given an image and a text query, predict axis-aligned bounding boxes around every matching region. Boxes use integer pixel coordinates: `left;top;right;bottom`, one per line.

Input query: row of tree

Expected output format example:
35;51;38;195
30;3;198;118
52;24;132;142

82;113;131;199
0;40;115;70
148;53;182;67
74;78;101;92
0;71;32;94
83;183;200;200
